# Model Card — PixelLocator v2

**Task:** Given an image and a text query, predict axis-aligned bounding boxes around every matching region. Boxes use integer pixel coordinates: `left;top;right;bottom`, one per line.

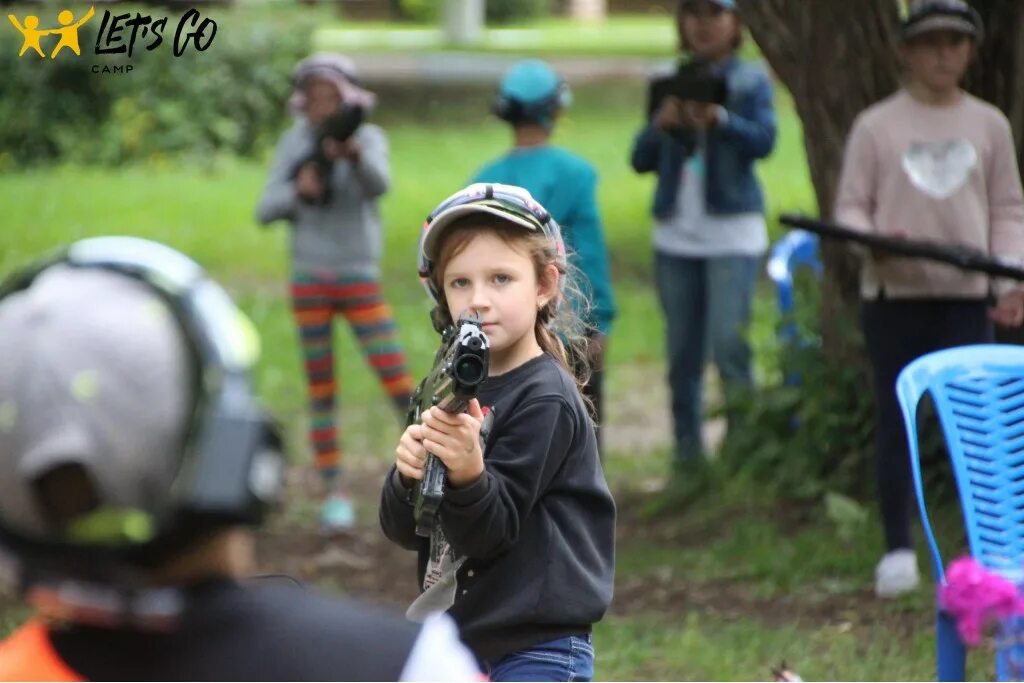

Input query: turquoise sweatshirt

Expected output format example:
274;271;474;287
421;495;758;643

471;146;616;334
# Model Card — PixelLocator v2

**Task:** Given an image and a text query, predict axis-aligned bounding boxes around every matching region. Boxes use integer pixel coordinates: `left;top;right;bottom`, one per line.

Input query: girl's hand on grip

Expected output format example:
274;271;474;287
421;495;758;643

420;400;485;488
395;424;427;481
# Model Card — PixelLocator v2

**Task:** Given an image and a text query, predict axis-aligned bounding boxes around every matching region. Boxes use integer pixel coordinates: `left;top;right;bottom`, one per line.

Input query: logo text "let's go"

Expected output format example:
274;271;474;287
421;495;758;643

8;6;217;59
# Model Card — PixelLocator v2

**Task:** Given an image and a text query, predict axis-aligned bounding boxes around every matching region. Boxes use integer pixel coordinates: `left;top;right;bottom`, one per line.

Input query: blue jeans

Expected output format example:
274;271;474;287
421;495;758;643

654;252;759;462
488;635;595;682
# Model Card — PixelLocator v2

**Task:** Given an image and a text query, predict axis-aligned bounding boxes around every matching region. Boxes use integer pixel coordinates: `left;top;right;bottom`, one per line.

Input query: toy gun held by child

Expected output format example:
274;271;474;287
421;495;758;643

409;312;490;537
780;214;1024;281
647;60;728;119
291;104;364;206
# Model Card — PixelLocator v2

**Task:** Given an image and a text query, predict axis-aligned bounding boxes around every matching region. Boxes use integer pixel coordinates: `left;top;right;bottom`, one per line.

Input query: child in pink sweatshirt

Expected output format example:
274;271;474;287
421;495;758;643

835;0;1024;599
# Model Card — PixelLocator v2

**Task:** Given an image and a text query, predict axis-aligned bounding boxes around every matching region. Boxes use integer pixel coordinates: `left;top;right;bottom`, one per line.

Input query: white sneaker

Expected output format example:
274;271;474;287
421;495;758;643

874;549;921;598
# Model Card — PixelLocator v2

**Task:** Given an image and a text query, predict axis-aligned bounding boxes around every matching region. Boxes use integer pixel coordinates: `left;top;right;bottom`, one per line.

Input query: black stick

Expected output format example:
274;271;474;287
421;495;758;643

779;214;1024;281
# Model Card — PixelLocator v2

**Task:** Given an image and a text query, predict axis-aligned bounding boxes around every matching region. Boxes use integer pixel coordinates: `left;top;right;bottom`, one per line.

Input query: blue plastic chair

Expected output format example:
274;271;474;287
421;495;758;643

766;230;821;383
896;344;1024;681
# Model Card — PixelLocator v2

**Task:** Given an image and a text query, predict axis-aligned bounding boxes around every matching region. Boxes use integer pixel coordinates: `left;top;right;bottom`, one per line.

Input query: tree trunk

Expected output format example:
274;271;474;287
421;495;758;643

736;0;900;364
964;0;1024;175
736;0;1024;360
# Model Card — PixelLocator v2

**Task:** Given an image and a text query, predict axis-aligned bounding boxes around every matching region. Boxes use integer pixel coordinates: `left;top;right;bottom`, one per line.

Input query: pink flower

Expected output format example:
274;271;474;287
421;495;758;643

938;557;1024;646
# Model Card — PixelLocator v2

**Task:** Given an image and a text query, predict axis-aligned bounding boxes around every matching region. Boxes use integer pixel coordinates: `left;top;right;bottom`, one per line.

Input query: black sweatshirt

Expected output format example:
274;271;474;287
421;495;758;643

379;353;616;663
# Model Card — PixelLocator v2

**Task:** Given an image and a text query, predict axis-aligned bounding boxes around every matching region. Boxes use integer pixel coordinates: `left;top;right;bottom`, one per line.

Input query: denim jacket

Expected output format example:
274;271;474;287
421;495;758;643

630;56;776;219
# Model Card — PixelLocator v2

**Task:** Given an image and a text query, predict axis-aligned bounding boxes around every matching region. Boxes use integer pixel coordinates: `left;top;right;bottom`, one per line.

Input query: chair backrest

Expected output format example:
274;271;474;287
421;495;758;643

766;229;822;317
767;230;821;350
896;344;1024;584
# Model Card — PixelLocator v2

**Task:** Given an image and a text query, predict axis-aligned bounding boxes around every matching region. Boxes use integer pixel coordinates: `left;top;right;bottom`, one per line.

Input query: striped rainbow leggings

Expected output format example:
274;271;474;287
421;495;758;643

291;272;414;484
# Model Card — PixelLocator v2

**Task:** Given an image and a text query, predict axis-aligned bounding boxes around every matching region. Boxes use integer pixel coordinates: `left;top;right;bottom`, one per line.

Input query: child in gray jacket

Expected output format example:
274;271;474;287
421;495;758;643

257;52;414;531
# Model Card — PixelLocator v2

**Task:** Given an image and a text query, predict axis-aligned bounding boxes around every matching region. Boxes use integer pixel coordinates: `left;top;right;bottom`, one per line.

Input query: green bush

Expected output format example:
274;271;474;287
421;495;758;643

486;0;551;23
708;273;877;500
717;278;954;506
397;0;442;21
718;332;876;502
0;5;314;167
395;0;551;24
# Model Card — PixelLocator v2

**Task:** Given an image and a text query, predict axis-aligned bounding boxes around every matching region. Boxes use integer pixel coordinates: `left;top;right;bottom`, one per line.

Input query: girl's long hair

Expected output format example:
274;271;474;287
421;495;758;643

430;215;594;404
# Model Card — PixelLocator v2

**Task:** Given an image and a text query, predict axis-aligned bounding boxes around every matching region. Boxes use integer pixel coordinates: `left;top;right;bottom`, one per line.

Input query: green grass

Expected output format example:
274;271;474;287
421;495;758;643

596;611;952;681
598;492;991;681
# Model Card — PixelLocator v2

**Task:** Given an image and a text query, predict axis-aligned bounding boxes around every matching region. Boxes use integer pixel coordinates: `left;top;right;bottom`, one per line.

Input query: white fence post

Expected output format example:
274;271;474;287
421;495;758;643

443;0;485;46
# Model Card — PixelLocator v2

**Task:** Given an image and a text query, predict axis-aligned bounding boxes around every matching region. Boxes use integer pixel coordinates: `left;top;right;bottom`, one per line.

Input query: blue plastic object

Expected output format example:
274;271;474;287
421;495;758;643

896;344;1024;681
767;230;821;317
766;230;821;384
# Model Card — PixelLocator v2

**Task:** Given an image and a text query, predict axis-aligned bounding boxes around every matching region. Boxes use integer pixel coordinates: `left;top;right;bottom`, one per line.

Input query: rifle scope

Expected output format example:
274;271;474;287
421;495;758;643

454;352;486;386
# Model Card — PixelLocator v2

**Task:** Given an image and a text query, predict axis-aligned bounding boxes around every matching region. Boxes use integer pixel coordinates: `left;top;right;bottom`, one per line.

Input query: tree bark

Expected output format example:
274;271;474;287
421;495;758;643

964;0;1024;173
736;0;900;363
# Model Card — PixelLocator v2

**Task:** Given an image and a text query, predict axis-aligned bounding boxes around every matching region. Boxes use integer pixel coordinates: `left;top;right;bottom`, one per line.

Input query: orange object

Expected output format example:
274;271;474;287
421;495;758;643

0;620;83;681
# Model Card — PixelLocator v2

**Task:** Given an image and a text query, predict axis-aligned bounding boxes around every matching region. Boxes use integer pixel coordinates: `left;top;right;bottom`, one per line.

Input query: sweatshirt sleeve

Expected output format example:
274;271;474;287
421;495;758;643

566;165;616;333
350;124;390;199
987;114;1024;294
630;123;667;174
379;465;429;552
834;115;879;260
716;71;777;159
255;128;302;226
834;115;877;233
436;396;578;560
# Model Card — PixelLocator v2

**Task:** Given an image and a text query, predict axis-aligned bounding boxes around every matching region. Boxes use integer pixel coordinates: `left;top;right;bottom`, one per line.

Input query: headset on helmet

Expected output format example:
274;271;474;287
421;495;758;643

0;237;285;576
492;79;572;127
491;60;573;128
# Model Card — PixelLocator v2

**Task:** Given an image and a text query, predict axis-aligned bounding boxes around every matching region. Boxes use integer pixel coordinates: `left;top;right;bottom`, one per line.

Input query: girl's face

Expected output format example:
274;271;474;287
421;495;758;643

440;230;557;374
902;30;973;95
678;0;739;61
303;79;342;126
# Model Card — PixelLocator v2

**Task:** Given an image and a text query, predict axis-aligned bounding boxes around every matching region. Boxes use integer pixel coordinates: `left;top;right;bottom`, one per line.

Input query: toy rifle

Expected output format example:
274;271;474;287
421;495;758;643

779;214;1024;281
646;60;728;150
291;104;364;206
647;60;728;118
409;312;490;537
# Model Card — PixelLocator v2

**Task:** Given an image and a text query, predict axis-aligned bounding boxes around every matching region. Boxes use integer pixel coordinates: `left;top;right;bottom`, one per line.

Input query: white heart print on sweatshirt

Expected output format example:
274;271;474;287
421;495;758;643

902;138;978;200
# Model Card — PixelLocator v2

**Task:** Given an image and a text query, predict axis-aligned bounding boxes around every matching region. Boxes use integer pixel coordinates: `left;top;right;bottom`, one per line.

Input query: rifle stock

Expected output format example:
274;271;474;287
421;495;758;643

409;313;490;537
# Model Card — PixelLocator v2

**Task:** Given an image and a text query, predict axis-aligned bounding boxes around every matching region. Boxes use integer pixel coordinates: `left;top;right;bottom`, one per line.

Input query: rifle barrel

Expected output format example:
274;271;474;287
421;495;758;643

779;214;1024;281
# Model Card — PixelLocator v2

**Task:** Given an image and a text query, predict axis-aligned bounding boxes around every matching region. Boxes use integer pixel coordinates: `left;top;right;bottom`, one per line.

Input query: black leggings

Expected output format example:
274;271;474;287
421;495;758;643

861;298;992;552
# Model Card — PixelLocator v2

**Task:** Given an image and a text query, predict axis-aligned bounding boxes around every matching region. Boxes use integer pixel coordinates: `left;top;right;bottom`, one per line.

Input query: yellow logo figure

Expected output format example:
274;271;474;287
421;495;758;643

7;15;50;57
7;7;94;58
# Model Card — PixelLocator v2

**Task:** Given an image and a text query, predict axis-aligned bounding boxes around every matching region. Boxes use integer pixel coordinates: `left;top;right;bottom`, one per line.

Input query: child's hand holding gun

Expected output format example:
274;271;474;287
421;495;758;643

419;400;486;487
394;399;485;488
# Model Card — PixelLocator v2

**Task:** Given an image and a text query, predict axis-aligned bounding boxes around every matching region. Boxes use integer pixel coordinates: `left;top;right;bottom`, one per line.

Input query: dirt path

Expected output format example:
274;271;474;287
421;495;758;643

255;461;923;636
